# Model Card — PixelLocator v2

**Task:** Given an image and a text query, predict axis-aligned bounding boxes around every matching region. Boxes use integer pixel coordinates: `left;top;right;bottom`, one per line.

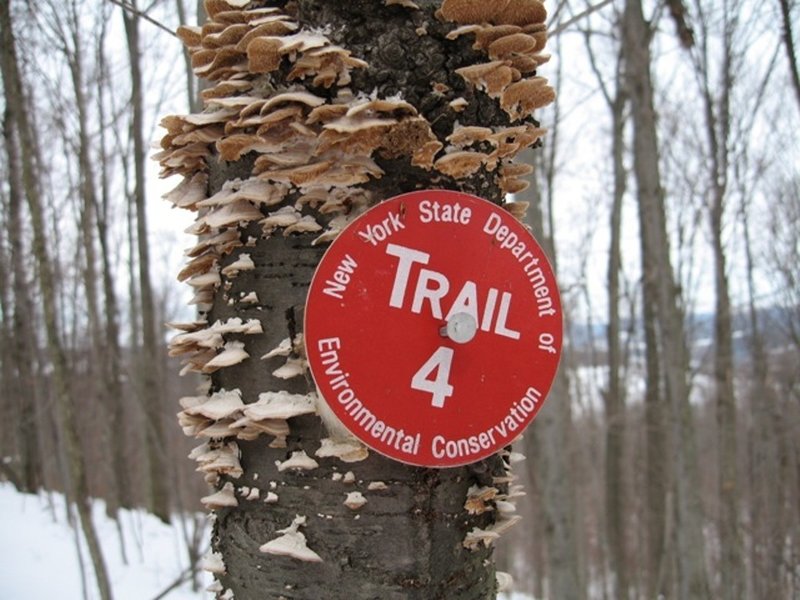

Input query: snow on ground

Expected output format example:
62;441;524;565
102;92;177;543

0;483;541;599
0;483;210;600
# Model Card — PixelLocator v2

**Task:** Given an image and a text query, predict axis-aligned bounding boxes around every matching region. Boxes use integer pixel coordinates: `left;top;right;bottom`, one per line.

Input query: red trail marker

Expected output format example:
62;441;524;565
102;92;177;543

305;190;562;467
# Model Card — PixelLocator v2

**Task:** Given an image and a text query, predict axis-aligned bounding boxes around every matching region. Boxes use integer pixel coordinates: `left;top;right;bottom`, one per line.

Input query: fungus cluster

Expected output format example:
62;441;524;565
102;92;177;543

461;445;527;550
178;387;318;457
437;0;555;197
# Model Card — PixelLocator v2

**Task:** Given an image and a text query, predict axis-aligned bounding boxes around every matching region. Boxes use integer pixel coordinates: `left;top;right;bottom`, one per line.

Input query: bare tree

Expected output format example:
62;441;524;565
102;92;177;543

684;1;743;595
517;26;585;595
122;0;171;522
1;106;44;494
580;8;631;597
0;3;113;598
622;0;710;596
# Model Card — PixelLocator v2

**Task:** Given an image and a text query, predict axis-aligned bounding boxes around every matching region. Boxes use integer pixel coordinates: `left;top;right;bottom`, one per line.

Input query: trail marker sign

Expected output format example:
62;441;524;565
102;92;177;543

305;190;562;467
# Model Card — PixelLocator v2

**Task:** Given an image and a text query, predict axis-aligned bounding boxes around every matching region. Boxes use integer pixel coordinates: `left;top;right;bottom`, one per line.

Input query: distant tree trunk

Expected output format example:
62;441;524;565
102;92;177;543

583;25;631;598
122;2;171;522
777;0;800;114
0;3;113;599
0;209;11;465
690;4;742;592
64;6;117;510
741;200;783;599
175;0;201;113
95;13;133;512
622;1;710;597
605;66;629;600
160;1;556;597
2;107;43;494
519;31;584;597
641;263;669;597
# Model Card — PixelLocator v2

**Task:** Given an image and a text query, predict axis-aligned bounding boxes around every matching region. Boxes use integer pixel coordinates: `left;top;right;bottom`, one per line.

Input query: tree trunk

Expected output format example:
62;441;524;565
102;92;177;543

518;38;585;595
741;200;783;599
689;3;742;593
2;106;43;494
777;0;800;114
160;1;556;597
122;3;171;522
95;17;133;512
175;0;201;113
0;3;113;599
605;70;629;600
622;1;710;597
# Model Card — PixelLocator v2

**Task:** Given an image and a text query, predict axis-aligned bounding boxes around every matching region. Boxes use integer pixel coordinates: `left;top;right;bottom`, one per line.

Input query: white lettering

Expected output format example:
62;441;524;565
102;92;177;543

386;244;430;309
419;200;472;224
357;211;406;246
323;255;358;299
495;292;521;340
411;269;450;318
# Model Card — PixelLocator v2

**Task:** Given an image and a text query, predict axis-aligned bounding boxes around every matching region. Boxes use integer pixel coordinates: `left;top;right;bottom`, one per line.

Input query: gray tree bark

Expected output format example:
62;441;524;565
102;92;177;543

688;2;742;594
1;105;43;494
94;15;133;512
741;200;783;599
604;65;629;600
622;1;710;597
582;26;630;599
122;2;171;522
517;32;584;597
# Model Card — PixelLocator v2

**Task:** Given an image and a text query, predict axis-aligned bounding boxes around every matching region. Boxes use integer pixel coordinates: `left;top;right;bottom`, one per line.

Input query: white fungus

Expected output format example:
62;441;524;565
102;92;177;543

315;438;369;463
259;515;323;563
201;481;239;509
200;550;226;574
276;450;319;472
343;491;367;510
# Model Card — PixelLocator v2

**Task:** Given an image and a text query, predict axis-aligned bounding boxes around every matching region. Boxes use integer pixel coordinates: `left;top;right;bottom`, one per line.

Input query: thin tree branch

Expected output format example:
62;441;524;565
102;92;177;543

104;0;176;37
549;0;615;36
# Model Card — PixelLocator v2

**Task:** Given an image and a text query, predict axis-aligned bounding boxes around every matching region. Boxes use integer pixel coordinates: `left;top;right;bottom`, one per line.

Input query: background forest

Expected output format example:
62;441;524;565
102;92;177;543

0;0;798;599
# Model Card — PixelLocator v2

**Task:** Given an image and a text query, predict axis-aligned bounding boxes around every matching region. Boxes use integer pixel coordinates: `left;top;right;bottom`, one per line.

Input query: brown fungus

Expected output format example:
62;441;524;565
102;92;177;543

439;0;510;24
493;0;548;26
500;77;556;120
434;151;489;178
487;32;538;60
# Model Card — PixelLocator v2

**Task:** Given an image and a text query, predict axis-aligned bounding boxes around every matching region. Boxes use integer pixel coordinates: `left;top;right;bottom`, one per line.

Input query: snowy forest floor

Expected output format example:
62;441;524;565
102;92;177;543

0;483;211;599
0;483;532;599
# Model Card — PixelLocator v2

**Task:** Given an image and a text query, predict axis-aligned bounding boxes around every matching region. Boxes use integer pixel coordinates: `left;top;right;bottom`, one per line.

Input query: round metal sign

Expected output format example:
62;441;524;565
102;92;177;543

305;190;562;467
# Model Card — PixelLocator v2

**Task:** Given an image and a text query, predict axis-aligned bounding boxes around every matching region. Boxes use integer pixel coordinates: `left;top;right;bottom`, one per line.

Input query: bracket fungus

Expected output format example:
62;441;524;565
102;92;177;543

259;515;323;563
463;527;501;550
244;391;317;420
201;550;227;575
202;481;239;509
220;252;255;277
272;356;308;379
315;437;369;463
276;450;319;472
203;341;250;372
497;571;514;593
464;484;500;515
343;491;368;510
